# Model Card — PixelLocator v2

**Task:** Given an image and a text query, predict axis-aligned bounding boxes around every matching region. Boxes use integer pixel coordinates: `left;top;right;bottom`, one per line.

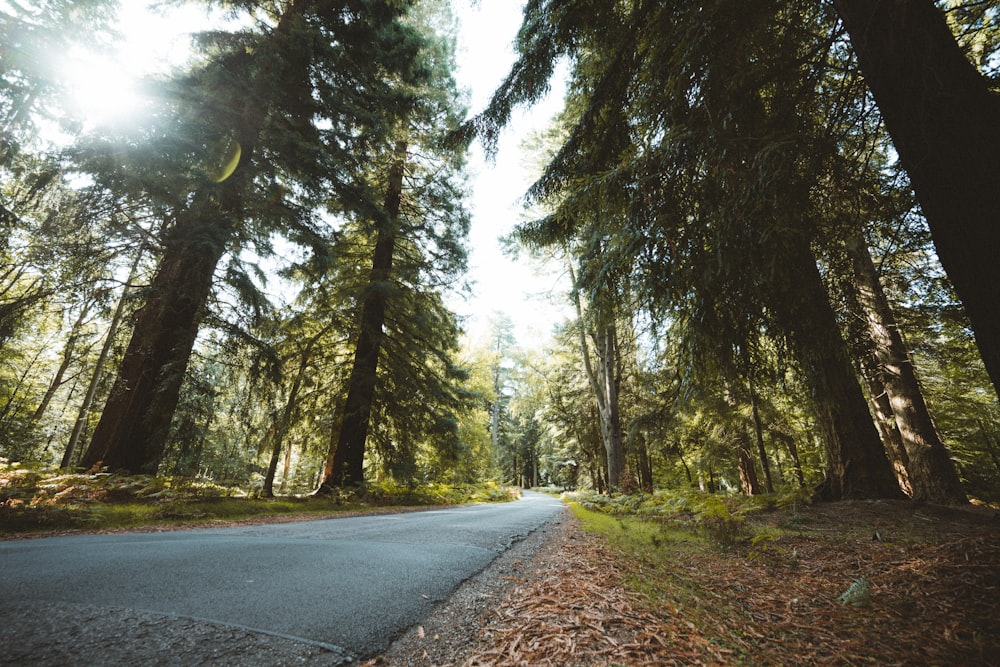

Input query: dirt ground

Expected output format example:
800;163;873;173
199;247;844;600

377;499;1000;666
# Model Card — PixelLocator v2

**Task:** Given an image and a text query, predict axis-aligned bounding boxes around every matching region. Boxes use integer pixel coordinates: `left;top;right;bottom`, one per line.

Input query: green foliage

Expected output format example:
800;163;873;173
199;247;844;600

838;576;872;608
567;485;814;550
566;488;756;548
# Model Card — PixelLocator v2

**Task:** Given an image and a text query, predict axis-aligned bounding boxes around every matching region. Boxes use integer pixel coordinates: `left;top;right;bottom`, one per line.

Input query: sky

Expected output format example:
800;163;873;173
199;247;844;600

52;0;572;348
449;2;572;346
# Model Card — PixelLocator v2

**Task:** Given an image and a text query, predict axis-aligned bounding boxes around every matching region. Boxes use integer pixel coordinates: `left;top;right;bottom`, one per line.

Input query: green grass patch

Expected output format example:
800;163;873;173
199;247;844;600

568;502;715;619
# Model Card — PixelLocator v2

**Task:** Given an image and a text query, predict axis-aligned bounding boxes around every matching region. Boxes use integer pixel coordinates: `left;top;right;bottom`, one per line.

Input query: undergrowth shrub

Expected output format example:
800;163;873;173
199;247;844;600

564;487;808;548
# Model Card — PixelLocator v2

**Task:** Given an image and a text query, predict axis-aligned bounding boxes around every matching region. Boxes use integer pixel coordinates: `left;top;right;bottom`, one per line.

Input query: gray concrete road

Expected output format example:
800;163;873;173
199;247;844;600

0;490;563;663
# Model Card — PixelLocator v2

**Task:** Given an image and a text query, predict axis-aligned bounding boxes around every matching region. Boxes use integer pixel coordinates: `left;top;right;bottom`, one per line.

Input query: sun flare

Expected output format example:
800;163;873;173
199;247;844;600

55;46;151;130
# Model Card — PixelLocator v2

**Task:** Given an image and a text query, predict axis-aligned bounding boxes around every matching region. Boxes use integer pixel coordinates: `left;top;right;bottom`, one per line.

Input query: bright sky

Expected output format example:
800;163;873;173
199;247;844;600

450;3;572;346
49;0;571;348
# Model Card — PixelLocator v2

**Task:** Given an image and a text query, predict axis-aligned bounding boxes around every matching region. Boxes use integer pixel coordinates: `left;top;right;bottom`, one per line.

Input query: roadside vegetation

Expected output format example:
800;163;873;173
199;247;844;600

556;491;1000;665
0;461;518;537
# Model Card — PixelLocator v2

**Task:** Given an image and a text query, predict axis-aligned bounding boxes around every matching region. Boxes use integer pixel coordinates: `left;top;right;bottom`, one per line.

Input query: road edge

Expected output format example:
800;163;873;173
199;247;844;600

370;503;573;666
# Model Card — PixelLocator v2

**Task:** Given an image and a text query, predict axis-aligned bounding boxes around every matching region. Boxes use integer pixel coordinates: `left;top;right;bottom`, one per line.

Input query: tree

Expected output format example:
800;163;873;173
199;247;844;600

79;0;426;474
476;0;902;499
844;230;966;504
568;262;626;491
323;141;408;488
833;0;1000;399
319;2;472;488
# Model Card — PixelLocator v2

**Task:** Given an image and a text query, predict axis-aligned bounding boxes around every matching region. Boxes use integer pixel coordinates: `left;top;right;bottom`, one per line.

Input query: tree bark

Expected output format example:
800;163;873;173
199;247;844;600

770;235;902;500
62;253;141;469
834;0;1000;400
861;357;913;495
80;205;234;474
30;300;92;428
845;232;966;503
593;323;625;491
319;141;407;490
568;261;625;491
748;380;775;494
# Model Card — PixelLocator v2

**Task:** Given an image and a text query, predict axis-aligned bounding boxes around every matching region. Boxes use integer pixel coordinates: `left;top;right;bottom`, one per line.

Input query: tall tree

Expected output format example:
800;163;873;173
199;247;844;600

485;0;902;499
833;0;1000;399
318;0;472;488
844;230;966;503
322;141;407;488
79;0;424;474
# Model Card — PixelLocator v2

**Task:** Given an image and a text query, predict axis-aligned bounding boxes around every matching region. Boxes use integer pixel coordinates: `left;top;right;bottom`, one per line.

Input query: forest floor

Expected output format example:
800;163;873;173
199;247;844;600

379;497;1000;666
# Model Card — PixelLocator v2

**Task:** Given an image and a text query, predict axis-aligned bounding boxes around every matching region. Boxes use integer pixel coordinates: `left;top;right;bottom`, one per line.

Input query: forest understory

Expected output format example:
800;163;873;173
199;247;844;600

383;498;1000;667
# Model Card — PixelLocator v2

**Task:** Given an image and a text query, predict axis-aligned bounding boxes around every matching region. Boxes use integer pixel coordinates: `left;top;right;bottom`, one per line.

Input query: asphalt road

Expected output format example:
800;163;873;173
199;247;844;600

0;490;564;662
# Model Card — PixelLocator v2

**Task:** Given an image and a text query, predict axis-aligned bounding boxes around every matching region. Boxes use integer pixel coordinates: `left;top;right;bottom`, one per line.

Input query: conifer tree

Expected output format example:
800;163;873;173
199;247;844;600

78;0;427;474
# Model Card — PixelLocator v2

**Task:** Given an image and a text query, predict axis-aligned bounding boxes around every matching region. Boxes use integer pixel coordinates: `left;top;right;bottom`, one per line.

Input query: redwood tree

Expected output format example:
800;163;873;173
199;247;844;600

79;0;424;473
834;0;1000;400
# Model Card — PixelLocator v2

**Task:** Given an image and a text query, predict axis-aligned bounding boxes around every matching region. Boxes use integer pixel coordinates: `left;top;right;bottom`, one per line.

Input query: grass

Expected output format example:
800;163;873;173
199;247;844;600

0;463;519;536
566;490;1000;665
568;502;715;617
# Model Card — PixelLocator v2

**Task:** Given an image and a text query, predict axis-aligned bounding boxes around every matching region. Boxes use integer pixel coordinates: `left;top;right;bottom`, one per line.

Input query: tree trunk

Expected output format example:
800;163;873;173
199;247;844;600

30;300;91;427
594;324;625;491
633;431;654;493
845;232;966;503
278;433;294;494
748;380;775;494
724;387;761;496
319;141;407;490
263;328;327;496
834;0;1000;400
771;429;805;488
568;261;625;492
263;355;308;497
734;428;761;496
771;235;902;500
77;1;315;474
80;205;234;474
861;359;913;495
63;254;142;469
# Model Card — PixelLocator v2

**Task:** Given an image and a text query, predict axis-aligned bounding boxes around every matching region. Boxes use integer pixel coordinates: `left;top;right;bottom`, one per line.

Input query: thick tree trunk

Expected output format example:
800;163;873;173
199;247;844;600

834;0;1000;400
319;141;407;490
62;254;141;469
845;232;966;503
78;1;310;475
771;236;902;500
80;209;232;474
861;359;913;495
